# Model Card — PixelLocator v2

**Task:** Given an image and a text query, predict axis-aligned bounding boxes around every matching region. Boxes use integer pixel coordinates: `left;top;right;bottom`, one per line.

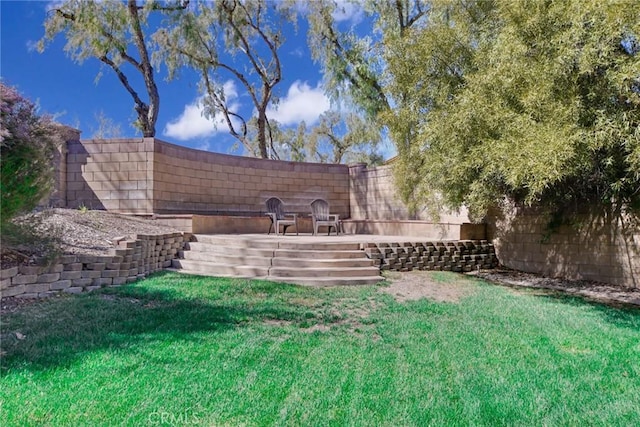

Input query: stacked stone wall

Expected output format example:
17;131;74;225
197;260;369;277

363;240;497;272
1;233;186;299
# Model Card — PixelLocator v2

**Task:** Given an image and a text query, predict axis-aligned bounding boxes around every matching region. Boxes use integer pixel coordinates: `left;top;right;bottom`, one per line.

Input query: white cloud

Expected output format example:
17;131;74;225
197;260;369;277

267;81;330;126
290;47;305;58
26;39;38;53
163;81;240;141
45;1;66;12
332;0;364;23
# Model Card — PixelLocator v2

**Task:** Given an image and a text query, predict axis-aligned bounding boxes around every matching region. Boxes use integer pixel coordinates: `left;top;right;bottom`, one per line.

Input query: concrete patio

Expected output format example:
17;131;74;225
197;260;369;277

171;233;497;287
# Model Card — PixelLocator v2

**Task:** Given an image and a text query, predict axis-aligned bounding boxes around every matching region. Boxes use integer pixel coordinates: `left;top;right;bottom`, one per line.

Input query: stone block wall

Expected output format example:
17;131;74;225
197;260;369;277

363;240;497;273
348;163;470;223
66;138;154;212
487;205;640;288
43;132;638;289
151;139;350;217
1;233;186;299
64;138;350;218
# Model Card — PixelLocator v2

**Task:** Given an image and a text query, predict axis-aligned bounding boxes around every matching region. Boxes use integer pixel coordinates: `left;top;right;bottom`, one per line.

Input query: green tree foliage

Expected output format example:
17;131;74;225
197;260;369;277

308;110;383;164
307;0;429;119
157;0;296;159
272;111;383;164
382;0;640;220
39;0;188;137
0;83;62;226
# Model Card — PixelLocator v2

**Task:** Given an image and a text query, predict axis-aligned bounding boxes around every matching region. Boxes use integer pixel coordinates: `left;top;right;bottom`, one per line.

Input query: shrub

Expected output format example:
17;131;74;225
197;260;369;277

0;83;61;226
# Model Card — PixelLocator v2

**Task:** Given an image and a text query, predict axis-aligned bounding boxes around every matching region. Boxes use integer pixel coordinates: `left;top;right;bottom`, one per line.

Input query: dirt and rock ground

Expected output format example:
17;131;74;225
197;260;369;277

1;208;638;314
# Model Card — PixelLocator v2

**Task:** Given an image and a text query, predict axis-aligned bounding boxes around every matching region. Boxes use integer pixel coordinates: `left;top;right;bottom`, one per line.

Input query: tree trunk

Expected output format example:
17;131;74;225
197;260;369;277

127;0;159;138
257;109;269;159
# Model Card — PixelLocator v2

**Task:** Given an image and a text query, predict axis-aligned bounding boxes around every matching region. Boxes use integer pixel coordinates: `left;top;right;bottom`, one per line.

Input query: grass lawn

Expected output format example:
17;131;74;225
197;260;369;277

1;271;639;426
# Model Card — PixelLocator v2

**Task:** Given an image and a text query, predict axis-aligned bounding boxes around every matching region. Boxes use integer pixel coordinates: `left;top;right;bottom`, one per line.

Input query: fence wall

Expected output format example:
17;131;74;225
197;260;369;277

487;205;640;288
151;139;350;217
64;138;350;218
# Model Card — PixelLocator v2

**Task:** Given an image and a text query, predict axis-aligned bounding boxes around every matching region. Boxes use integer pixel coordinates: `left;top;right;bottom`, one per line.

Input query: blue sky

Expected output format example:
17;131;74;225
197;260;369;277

0;0;368;155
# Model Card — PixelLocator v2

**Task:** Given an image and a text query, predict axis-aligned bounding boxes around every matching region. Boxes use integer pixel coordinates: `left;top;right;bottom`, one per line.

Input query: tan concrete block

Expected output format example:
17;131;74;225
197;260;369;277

60;271;82;280
81;270;101;279
119;161;142;172
109;171;128;182
67;181;86;191
1;285;26;298
102;200;120;210
101;143;120;153
100;162;120;172
87;171;107;182
12;274;38;285
25;283;51;293
1;278;12;290
67;158;84;170
48;264;64;274
110;190;129;199
101;270;120;278
110;152;129;163
89;153;111;163
93;278;113;286
127;152;146;162
128;171;147;181
94;190;112;200
127;190;148;200
37;273;60;283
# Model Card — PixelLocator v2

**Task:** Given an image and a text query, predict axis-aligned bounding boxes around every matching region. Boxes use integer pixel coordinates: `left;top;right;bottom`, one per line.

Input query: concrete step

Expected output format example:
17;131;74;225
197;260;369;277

185;242;276;258
270;257;374;268
172;259;270;277
267;276;385;287
185;243;367;260
192;235;361;252
274;249;367;259
176;234;384;287
269;266;380;278
277;242;362;251
192;235;279;249
181;251;273;266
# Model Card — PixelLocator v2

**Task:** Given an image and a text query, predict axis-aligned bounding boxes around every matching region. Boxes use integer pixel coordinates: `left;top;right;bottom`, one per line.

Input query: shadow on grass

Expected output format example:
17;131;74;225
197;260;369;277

0;272;323;373
530;291;640;330
480;278;640;332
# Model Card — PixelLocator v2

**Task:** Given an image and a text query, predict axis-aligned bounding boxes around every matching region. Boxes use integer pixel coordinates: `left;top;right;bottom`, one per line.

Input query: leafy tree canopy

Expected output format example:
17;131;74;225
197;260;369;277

39;0;188;137
382;0;640;220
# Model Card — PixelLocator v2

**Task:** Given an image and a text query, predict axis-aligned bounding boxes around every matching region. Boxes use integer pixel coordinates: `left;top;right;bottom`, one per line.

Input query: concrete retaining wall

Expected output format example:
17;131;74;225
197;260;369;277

364;240;498;272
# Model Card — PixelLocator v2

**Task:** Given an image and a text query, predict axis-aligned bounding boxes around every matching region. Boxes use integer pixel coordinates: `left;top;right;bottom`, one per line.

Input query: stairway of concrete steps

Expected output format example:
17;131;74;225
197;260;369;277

171;235;384;286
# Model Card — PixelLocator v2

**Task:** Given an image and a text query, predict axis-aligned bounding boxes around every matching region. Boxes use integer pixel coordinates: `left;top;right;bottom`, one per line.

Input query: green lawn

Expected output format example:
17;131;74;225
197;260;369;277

1;271;639;426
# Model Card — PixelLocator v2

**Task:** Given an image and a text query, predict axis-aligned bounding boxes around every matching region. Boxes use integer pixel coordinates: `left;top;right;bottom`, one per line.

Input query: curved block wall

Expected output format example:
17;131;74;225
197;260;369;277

66;138;350;218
